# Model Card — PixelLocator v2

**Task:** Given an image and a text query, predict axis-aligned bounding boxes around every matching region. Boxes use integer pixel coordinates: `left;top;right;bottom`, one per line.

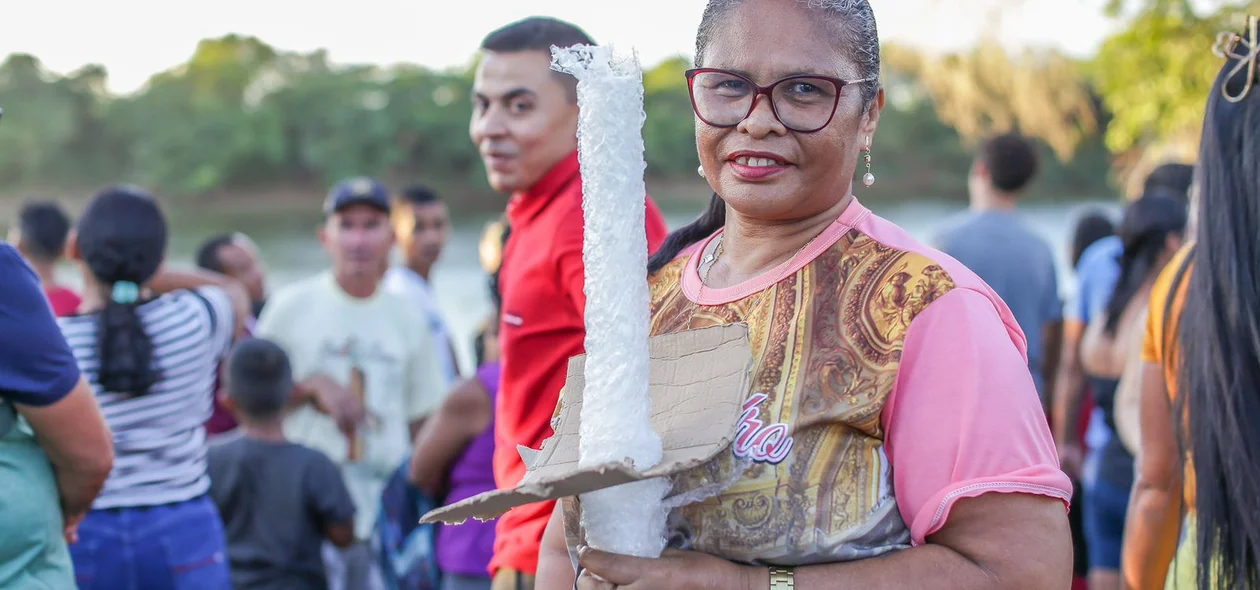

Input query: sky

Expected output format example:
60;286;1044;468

0;0;1119;94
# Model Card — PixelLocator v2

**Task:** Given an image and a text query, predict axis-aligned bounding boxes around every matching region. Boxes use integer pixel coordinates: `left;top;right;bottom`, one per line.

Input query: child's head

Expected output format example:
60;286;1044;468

224;338;294;422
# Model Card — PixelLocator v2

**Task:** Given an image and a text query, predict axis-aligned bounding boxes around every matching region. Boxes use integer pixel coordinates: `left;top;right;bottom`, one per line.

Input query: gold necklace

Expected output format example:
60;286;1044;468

701;229;824;288
689;229;824;332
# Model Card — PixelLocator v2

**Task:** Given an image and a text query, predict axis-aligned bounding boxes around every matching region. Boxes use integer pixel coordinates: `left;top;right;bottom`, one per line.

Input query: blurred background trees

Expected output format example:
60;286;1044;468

0;0;1254;210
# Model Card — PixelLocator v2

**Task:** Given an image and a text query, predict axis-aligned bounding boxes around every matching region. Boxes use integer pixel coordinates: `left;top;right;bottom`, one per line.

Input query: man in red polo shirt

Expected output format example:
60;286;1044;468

9;201;82;317
470;16;669;590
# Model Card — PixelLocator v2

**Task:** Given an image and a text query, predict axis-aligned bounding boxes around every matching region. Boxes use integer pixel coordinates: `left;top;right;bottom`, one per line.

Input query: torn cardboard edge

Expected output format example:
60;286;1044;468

421;323;754;525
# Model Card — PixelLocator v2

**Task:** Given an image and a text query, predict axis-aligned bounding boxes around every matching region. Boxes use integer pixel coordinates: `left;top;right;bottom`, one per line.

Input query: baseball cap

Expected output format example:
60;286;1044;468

324;177;392;216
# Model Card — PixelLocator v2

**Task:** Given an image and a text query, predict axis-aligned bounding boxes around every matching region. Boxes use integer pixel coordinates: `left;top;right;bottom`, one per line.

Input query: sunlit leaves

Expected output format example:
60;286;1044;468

1090;1;1258;155
885;42;1099;162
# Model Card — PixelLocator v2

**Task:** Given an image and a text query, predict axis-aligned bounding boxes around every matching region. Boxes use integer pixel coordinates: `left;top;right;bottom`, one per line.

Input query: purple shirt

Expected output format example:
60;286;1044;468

435;361;499;578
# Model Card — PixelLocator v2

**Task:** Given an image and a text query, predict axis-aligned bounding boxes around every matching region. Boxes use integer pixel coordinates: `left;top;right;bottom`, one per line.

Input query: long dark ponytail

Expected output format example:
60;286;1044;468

1102;193;1186;335
1176;18;1260;589
648;192;726;274
76;186;168;395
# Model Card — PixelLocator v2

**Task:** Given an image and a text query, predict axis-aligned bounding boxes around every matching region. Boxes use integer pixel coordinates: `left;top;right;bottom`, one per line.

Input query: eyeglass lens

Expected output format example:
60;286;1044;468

690;71;839;132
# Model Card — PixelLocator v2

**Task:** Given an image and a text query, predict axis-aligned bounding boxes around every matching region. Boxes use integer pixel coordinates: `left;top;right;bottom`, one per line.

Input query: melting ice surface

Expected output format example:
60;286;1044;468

551;44;671;558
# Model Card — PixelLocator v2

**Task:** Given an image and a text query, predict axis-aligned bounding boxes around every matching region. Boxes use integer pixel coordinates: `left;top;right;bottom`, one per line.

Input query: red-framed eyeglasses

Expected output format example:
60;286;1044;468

684;68;872;133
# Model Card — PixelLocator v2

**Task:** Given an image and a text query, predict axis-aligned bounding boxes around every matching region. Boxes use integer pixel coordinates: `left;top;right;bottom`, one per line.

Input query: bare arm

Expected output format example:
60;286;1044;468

407;378;493;497
1113;324;1148;456
792;495;1069;589
148;266;250;338
536;503;577;589
1121;362;1183;589
295;375;364;438
570;493;1072;590
1051;319;1087;478
1041;320;1063;414
15;377;115;542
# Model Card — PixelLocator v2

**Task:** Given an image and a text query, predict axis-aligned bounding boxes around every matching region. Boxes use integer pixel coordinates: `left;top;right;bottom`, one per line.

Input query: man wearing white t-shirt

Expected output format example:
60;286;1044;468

384;184;459;384
256;177;447;590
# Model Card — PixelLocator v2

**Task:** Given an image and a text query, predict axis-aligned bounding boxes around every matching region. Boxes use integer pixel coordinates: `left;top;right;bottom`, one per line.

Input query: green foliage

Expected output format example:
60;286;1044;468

1086;0;1257;193
642;56;699;177
0;31;1150;206
870;55;1112;200
1092;10;1213;154
0;55;122;187
1090;3;1257;154
885;42;1099;162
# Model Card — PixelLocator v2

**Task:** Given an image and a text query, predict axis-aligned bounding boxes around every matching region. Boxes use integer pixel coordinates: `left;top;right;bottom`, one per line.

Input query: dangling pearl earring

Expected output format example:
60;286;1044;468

697;164;706;179
862;136;876;187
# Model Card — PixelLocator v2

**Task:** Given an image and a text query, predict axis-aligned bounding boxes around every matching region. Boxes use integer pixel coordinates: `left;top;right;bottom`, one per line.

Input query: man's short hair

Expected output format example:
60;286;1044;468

1143;163;1195;204
226;338;294;420
398;184;442;207
979;133;1040;194
481;17;594;104
17;200;71;262
480;17;594;55
196;233;236;274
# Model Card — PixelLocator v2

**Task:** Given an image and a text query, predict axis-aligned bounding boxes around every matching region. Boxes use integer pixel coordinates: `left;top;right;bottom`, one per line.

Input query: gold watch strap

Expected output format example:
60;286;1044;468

769;566;795;589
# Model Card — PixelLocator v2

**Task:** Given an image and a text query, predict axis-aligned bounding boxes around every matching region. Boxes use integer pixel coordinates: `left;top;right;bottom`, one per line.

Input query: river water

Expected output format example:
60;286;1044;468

57;197;1120;372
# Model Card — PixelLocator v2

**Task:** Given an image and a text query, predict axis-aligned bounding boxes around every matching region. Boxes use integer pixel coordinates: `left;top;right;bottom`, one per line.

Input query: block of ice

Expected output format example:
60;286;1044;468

551;44;669;558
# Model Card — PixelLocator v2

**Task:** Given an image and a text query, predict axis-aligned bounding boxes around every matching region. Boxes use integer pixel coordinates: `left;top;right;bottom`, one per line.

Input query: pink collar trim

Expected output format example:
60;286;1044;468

682;198;871;305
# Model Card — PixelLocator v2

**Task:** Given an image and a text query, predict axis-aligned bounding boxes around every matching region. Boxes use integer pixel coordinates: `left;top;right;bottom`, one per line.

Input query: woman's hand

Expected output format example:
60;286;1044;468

576;547;764;590
63;510;87;545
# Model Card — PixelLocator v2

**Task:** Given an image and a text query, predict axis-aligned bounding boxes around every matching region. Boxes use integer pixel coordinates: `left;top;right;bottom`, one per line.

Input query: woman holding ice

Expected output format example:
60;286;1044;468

536;0;1073;588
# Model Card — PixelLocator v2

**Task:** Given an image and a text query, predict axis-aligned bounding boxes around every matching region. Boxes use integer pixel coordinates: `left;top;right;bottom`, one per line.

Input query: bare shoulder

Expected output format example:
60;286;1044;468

443;378;493;413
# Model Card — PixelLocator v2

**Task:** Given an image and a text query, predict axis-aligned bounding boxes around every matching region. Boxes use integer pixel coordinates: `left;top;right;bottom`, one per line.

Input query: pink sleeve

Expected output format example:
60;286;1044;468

882;288;1072;546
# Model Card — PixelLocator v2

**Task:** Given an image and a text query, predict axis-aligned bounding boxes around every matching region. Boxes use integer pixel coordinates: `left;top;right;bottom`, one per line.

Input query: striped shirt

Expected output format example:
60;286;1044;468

58;286;235;509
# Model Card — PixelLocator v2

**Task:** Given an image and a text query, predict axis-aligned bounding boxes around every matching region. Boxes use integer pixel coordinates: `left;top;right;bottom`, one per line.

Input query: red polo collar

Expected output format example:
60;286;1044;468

505;151;581;226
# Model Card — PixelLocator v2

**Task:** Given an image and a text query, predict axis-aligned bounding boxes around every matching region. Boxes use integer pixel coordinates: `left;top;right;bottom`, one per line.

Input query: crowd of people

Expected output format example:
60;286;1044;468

2;2;1258;590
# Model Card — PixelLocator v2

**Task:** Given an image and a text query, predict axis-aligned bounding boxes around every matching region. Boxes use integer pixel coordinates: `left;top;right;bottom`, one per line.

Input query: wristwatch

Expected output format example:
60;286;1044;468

769;566;795;589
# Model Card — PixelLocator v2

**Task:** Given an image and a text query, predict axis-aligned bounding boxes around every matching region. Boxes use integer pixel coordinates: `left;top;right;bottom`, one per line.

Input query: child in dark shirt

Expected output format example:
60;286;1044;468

208;338;355;590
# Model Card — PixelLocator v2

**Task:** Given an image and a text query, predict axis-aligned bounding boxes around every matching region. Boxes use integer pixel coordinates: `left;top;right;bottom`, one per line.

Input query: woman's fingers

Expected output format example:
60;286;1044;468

576;569;618;590
578;546;648;586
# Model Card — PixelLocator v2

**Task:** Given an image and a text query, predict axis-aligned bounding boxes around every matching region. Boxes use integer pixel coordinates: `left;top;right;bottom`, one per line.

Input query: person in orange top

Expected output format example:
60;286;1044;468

468;17;669;590
1121;242;1192;589
1123;18;1260;589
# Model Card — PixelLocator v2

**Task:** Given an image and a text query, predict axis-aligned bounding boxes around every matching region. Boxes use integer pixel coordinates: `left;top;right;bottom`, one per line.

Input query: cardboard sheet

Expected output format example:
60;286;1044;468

420;323;753;525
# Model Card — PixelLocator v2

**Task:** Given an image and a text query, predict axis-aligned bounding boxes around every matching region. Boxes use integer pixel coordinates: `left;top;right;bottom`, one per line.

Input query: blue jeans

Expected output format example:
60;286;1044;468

70;495;231;590
1083;477;1130;570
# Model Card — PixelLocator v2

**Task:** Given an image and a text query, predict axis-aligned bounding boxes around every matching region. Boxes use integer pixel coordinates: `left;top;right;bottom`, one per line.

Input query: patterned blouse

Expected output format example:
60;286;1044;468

563;198;1071;566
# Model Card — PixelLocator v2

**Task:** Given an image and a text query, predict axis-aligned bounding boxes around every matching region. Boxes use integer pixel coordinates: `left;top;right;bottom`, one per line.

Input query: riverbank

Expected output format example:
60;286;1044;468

0;170;1112;227
0;177;712;220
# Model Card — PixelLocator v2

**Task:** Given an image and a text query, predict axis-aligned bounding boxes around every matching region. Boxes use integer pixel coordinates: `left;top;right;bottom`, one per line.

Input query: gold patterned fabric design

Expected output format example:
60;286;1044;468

563;231;957;566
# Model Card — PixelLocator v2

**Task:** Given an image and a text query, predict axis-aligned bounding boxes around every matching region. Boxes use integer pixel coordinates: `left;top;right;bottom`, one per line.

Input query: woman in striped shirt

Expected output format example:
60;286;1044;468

58;186;251;589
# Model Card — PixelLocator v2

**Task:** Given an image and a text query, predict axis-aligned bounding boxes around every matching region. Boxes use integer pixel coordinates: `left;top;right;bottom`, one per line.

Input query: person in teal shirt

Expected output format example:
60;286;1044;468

0;242;114;588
